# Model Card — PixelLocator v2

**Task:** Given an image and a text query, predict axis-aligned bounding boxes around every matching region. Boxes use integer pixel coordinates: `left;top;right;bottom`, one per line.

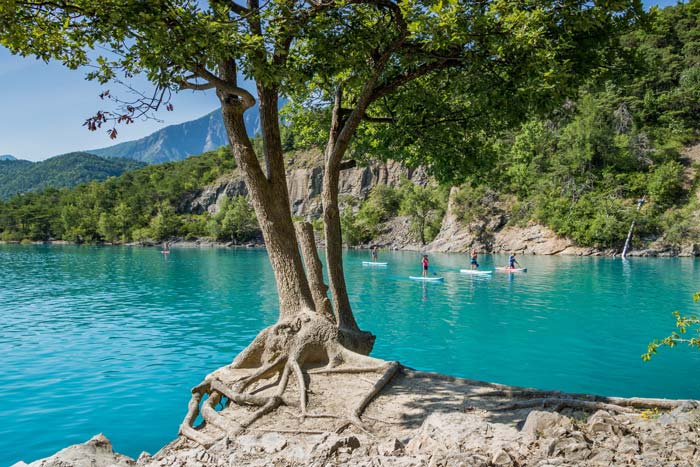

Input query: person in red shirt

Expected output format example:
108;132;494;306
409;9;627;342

422;254;429;277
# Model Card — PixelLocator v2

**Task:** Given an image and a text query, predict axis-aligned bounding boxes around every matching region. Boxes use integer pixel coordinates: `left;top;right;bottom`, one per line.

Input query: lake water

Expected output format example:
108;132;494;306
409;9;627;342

1;245;699;465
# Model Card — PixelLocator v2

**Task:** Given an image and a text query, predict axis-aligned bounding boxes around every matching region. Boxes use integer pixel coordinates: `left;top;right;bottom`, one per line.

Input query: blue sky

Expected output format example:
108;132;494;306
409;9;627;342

0;0;684;161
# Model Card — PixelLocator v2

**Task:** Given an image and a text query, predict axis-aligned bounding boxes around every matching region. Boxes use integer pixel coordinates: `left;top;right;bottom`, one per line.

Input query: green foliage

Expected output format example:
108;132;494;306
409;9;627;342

0;148;238;243
398;182;447;245
148;202;181;241
208;196;258;243
0;153;144;200
452;184;500;225
647;161;685;210
643;293;700;361
340;185;402;246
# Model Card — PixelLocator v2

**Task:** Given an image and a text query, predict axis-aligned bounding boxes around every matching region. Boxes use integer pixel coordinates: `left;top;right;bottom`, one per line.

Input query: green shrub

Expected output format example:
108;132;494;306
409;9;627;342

208;196;259;242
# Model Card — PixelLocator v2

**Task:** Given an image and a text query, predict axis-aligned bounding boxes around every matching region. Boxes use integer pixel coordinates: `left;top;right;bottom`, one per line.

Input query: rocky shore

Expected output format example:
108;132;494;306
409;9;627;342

14;368;699;467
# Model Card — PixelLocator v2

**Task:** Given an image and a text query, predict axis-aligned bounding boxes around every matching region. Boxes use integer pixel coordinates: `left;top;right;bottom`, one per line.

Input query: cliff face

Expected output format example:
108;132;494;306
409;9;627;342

188;151;428;217
426;187;594;255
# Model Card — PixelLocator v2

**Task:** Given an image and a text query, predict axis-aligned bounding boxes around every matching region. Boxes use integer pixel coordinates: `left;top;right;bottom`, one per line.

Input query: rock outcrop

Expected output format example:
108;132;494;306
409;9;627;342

11;434;134;467
188;151;428;217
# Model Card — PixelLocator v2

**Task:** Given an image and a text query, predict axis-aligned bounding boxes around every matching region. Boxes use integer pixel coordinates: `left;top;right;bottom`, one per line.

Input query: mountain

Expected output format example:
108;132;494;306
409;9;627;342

0;152;145;200
0;155;17;161
89;107;259;164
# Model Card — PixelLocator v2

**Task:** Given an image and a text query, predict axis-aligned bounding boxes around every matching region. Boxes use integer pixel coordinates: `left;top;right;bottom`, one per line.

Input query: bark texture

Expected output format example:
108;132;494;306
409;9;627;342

219;94;314;319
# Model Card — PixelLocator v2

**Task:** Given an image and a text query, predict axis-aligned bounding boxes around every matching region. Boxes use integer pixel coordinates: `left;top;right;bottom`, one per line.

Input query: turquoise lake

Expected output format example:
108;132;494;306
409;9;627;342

2;244;700;465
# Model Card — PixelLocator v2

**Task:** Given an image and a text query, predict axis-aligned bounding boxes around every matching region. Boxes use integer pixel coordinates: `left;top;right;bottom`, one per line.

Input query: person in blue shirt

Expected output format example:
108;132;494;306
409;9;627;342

508;253;520;269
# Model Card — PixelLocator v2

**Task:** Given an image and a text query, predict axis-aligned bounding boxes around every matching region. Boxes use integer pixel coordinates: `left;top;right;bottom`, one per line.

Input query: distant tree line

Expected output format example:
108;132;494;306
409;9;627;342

0;147;257;244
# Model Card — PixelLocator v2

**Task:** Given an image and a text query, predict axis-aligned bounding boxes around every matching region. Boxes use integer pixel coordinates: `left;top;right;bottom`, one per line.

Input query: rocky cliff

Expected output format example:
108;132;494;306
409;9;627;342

188;149;429;217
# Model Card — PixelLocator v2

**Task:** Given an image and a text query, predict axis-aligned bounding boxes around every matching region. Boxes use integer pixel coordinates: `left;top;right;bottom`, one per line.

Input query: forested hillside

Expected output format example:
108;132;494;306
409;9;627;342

0;147;237;242
0;2;698;251
0;153;145;200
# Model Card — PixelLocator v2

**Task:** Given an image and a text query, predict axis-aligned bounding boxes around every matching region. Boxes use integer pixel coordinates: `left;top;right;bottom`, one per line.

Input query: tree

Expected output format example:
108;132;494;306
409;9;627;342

1;0;645;446
399;182;444;245
148;202;181;241
97;211;119;243
209;195;259;242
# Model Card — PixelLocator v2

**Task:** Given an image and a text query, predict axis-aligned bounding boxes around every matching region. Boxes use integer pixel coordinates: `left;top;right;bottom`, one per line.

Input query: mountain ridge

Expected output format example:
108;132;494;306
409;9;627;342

88;107;258;163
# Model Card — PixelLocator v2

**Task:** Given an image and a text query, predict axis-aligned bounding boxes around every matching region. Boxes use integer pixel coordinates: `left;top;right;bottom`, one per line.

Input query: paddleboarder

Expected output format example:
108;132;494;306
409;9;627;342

470;248;479;270
508;252;520;269
371;246;378;262
422;254;429;277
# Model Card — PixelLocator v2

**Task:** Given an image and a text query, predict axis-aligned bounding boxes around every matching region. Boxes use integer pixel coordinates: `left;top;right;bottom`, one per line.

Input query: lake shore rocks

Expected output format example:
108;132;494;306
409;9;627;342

18;370;700;467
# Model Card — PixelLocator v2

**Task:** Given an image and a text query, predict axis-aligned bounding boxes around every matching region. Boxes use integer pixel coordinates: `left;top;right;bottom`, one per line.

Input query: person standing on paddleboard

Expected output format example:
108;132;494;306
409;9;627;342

422;254;429;277
508;253;520;269
371;246;378;262
470;248;479;270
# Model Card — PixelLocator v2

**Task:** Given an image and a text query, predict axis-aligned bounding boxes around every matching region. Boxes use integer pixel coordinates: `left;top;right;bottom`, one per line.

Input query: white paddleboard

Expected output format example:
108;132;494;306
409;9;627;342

362;261;387;266
495;267;527;273
460;269;493;275
409;276;444;282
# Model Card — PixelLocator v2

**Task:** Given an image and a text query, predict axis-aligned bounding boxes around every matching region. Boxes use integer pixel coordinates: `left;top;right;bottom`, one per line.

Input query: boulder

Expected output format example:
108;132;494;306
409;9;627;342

521;411;574;439
311;434;361;459
586;410;619;436
22;434;134;467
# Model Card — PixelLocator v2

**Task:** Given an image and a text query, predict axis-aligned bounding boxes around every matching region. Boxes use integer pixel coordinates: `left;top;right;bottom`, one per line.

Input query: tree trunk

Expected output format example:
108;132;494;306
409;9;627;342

295;221;334;322
322;149;357;329
219;96;314;319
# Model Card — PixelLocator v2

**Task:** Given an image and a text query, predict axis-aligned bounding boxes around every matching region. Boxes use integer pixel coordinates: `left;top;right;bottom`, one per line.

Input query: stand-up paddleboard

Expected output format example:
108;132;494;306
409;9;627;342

161;250;171;254
460;269;493;275
362;261;387;266
495;267;527;272
409;276;444;282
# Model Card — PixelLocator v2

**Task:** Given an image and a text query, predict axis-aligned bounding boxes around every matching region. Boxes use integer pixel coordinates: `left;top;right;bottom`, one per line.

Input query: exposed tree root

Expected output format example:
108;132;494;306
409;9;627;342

178;311;399;445
478;387;693;413
496;397;637;414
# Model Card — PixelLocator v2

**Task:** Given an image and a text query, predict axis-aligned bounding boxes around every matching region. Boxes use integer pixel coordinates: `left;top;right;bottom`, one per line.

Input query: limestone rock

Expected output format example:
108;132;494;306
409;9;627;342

490;448;513;466
378;438;405;456
188;155;427;220
586;410;619;436
24;434;134;467
521;411;574;439
312;434;361;459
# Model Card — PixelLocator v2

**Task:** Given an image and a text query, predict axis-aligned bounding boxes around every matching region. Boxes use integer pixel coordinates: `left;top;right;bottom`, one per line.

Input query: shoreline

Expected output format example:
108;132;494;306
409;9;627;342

0;238;697;258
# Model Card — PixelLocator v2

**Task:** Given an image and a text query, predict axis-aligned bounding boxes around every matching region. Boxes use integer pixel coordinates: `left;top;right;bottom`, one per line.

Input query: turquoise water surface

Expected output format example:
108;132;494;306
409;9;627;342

1;244;699;465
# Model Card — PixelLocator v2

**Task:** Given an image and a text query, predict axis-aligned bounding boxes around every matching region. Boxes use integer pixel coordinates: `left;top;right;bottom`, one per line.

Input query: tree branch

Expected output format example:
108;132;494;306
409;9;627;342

192;64;256;109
